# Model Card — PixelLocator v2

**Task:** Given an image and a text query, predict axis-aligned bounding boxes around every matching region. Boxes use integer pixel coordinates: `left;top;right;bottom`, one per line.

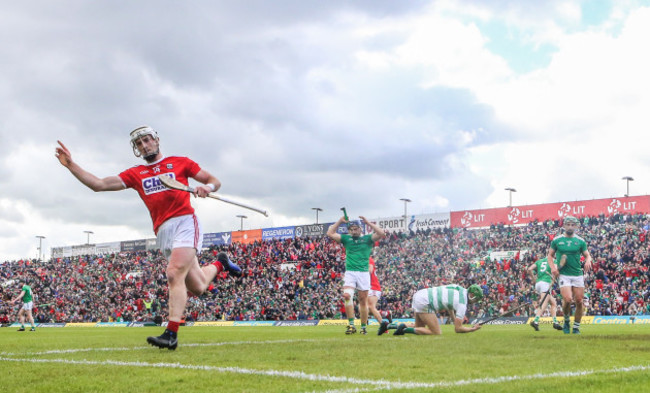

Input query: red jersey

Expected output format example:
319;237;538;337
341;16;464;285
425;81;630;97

369;257;381;291
119;156;201;234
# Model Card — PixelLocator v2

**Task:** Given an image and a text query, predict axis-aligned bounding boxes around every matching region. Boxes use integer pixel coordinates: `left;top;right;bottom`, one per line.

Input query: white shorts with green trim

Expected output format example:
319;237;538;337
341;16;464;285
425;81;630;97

343;271;370;291
559;274;585;288
535;281;551;294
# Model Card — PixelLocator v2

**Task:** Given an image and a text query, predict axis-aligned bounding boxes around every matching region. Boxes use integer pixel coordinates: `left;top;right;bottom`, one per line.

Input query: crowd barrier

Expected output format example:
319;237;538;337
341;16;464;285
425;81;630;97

5;316;647;328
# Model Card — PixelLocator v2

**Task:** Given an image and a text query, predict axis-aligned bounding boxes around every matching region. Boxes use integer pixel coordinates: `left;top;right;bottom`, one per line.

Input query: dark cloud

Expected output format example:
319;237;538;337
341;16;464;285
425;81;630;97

0;0;520;259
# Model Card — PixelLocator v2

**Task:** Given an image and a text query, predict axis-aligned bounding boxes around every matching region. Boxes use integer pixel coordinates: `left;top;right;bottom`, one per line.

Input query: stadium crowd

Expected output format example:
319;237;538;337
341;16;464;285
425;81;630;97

1;213;649;324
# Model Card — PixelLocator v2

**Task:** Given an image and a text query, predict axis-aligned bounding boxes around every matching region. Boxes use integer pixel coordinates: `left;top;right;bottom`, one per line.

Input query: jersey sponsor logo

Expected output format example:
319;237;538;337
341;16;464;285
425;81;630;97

142;173;174;195
139;170;149;175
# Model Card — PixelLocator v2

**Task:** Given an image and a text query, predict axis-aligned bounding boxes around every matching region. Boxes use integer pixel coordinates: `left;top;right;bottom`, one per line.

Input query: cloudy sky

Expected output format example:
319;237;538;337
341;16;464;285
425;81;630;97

2;0;650;261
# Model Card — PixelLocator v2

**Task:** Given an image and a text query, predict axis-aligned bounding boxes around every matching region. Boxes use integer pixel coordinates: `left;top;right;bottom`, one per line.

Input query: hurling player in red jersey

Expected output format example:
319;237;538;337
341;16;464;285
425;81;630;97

56;126;241;350
368;256;392;335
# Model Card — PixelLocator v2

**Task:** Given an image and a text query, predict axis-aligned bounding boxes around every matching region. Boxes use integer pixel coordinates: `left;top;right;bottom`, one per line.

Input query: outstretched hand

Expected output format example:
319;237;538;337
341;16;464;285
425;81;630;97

55;141;73;167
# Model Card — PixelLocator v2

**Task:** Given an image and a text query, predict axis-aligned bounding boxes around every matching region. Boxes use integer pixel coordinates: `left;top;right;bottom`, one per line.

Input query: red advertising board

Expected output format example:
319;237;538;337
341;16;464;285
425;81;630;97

450;196;650;228
231;229;263;244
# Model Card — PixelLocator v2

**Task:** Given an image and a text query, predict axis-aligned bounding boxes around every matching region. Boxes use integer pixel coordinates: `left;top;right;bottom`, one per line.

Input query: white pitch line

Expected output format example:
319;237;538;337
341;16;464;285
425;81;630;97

0;356;649;390
0;338;329;357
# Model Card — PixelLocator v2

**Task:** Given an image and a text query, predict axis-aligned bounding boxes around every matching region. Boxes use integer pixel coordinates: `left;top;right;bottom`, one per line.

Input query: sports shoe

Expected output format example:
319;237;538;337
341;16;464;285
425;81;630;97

30;327;36;332
360;328;367;335
147;330;178;350
530;320;539;331
345;325;357;335
377;320;389;336
572;328;581;335
17;327;25;332
393;323;407;336
216;252;242;277
563;320;571;335
552;322;563;331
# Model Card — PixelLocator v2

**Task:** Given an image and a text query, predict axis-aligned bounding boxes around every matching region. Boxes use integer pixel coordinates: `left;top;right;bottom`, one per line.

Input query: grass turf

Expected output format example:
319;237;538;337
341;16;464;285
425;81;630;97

1;324;649;392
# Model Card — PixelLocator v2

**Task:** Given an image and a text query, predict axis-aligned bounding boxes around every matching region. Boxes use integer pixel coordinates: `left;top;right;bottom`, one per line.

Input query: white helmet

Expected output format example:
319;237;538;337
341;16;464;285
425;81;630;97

129;126;159;157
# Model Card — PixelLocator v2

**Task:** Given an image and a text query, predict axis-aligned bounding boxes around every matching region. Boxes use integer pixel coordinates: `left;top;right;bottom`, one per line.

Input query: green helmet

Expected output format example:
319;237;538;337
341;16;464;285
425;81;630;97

468;284;483;302
564;216;579;224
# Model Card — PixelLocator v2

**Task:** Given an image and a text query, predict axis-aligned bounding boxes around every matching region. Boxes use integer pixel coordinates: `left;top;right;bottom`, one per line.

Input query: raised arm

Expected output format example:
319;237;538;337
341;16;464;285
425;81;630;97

360;216;386;242
55;141;125;192
327;216;346;243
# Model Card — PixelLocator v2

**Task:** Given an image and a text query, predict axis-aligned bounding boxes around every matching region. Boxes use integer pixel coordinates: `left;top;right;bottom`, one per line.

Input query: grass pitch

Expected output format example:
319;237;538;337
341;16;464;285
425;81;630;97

1;324;649;392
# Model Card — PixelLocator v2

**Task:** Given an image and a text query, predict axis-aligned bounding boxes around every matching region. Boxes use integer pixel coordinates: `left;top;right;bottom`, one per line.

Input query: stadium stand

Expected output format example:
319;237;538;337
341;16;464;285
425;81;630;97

1;213;649;324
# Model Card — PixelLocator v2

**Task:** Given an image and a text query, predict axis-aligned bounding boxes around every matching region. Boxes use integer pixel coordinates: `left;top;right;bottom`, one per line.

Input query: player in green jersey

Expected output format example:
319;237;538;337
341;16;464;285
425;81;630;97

10;280;36;332
327;215;386;335
548;216;592;334
527;257;562;331
379;284;483;336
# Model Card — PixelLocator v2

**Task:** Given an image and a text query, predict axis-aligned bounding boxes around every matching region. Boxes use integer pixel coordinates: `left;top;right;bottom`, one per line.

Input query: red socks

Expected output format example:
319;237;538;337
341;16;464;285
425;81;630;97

212;260;224;273
167;320;180;333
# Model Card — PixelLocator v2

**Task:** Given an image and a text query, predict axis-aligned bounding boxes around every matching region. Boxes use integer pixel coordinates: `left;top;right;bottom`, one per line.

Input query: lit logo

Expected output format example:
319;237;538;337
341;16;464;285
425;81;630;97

508;207;521;224
461;211;473;227
607;199;622;214
557;203;571;218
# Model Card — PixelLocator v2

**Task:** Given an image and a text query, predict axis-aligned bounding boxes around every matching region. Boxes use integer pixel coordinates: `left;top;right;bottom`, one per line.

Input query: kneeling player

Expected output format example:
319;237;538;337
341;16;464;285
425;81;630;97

379;284;483;336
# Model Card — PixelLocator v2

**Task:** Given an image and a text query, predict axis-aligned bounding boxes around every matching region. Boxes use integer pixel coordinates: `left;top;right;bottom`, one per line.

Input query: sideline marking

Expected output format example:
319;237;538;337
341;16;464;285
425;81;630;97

0;356;648;390
0;338;330;356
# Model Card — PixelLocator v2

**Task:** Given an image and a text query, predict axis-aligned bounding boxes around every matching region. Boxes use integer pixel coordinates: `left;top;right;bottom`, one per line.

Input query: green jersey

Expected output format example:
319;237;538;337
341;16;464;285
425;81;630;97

425;285;469;319
534;258;552;284
550;234;588;276
340;234;374;272
21;285;33;303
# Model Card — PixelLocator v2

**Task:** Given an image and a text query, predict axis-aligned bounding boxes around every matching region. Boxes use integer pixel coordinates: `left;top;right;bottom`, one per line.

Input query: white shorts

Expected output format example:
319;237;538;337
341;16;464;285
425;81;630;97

343;271;371;291
558;274;585;288
535;281;551;295
22;301;34;311
412;289;431;314
368;289;382;299
156;214;203;260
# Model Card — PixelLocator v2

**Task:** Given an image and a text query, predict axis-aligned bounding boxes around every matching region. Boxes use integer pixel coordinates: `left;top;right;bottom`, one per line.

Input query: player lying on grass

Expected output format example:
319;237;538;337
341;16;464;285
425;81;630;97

378;284;483;336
